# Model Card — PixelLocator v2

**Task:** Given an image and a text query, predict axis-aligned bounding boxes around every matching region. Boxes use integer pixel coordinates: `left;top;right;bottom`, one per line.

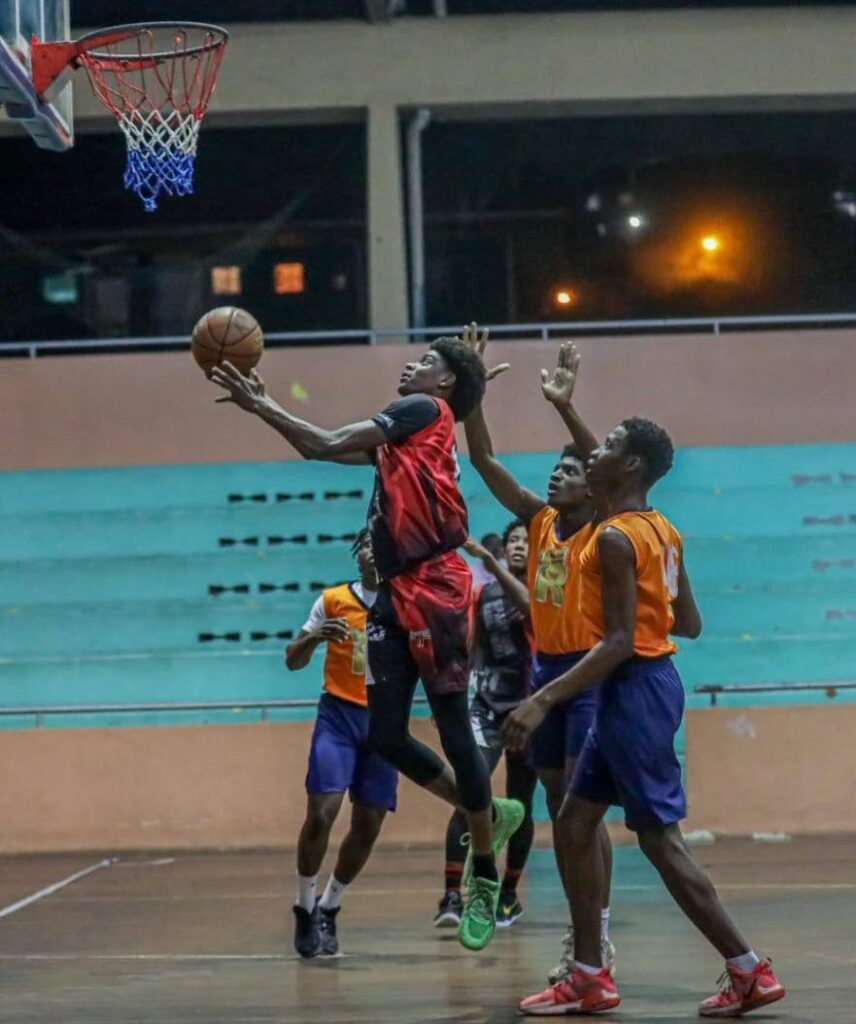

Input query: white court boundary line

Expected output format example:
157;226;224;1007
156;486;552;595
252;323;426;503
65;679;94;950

0;858;115;920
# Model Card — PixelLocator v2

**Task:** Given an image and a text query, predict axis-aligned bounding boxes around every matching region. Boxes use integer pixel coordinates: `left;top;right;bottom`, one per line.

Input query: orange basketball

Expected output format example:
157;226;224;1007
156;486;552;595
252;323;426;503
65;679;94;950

191;307;264;377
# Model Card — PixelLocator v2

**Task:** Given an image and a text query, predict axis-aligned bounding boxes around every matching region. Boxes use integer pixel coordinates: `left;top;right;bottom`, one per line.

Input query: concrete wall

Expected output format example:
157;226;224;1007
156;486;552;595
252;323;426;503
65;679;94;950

1;328;854;471
0;720;459;854
2;701;854;853
685;703;856;835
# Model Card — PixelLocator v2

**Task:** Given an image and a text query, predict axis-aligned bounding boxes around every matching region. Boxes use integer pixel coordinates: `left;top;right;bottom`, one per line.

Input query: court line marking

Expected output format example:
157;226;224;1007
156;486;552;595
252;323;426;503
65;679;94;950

0;858;115;920
45;880;856;906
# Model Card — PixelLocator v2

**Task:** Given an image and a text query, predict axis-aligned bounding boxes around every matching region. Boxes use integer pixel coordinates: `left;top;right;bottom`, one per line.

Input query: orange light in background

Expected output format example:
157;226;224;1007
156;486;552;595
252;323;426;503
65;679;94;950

701;235;721;253
554;289;577;307
274;262;305;295
211;265;242;295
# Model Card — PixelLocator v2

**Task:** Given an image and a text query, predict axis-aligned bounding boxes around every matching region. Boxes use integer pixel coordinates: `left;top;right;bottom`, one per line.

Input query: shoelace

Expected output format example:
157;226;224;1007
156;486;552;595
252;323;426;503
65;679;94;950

714;970;735;999
467;879;494;920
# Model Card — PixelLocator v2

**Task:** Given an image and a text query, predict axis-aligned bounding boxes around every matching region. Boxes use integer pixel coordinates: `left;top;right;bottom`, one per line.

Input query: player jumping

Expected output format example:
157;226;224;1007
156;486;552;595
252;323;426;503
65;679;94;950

209;338;523;952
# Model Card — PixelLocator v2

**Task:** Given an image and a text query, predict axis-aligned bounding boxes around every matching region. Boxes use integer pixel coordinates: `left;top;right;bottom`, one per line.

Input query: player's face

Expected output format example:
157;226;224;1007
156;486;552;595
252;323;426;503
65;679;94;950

546;455;591;511
504;526;529;571
397;349;453;397
586;425;629;490
356;537;378;585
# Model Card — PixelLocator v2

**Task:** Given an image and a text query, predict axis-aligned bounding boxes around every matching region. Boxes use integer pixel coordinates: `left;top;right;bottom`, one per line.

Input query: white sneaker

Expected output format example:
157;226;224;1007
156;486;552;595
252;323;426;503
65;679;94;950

547;928;616;984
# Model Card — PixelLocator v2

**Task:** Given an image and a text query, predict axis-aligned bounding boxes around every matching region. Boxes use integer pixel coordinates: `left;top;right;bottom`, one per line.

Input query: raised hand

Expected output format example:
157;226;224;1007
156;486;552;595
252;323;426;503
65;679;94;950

540;341;580;407
460;321;510;383
210;362;266;412
463;535;491;563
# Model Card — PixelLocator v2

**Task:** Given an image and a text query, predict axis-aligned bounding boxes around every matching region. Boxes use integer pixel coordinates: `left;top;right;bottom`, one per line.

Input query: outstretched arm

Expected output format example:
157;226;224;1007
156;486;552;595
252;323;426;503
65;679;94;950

541;342;599;463
463;537;530;618
671;560;702;639
465;403;545;523
502;527;636;752
210;362;379;463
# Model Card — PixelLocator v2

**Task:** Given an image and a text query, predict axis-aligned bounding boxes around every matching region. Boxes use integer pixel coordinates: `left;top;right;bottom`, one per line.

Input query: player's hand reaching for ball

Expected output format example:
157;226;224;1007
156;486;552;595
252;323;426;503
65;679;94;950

460;321;510;383
210;361;267;412
315;618;351;644
541;341;580;408
501;696;548;753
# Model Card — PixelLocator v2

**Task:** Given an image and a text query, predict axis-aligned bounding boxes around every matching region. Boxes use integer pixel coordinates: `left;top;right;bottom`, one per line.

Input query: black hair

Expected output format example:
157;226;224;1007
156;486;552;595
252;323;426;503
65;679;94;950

501;518;527;548
560;442;583;462
621;416;674;487
429;337;487;421
351;527;371;558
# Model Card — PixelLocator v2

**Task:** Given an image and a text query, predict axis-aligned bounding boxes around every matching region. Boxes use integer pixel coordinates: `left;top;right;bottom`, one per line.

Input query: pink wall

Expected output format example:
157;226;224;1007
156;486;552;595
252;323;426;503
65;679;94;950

2;328;854;471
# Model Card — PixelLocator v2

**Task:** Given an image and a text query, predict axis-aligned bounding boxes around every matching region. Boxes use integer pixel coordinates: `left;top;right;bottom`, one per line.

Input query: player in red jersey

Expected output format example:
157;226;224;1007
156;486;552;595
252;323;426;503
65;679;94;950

210;339;523;951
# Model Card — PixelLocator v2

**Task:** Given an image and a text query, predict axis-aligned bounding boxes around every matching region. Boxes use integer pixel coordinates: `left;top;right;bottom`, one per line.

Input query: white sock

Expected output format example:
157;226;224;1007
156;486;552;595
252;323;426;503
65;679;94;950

600;908;610;942
575;961;603;975
727;951;760;973
295;873;317;912
318;875;348;911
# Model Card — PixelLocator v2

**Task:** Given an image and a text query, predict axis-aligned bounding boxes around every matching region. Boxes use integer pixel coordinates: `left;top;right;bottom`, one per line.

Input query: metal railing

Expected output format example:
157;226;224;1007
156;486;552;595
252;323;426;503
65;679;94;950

694;682;856;707
0;696;429;727
4;311;856;358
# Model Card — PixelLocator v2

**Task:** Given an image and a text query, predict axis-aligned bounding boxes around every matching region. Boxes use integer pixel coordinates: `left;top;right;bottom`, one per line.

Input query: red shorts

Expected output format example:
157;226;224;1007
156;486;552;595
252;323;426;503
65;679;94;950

368;550;473;695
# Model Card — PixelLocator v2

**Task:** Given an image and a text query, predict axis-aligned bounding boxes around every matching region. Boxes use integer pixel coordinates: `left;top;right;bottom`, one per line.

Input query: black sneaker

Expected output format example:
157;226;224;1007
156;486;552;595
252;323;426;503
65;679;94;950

293;903;321;958
318;906;339;955
433;889;463;928
496;891;524;928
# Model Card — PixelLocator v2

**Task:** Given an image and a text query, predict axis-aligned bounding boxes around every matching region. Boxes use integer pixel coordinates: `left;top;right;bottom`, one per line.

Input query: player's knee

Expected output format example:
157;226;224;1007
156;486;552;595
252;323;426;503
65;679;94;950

636;824;678;864
351;810;385;846
305;802;339;835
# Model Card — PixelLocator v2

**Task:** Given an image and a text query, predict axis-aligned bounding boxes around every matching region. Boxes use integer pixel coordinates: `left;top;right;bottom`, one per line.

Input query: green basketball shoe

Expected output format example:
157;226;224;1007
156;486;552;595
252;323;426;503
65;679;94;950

461;797;525;888
458;875;501;951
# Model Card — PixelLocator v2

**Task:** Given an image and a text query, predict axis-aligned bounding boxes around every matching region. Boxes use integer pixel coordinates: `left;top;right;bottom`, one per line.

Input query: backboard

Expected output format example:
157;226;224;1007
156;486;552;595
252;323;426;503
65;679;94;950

0;0;72;150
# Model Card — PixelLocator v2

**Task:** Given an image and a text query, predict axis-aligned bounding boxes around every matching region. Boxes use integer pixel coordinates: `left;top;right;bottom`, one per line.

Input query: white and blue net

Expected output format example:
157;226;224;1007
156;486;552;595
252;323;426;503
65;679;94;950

78;24;227;213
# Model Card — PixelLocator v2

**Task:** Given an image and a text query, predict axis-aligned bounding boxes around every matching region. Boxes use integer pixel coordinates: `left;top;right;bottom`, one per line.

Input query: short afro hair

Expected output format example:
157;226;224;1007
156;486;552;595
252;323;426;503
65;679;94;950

501;518;527;548
351;527;371;558
560;442;583;463
430;336;487;421
621;417;674;487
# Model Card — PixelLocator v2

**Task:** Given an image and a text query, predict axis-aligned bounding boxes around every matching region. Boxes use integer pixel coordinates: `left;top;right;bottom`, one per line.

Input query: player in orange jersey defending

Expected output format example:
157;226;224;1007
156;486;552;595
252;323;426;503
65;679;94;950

286;530;396;960
504;419;786;1018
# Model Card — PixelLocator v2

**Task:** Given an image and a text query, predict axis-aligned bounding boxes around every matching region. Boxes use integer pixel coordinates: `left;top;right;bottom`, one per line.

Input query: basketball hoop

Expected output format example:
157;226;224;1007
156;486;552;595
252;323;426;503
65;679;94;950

31;22;228;212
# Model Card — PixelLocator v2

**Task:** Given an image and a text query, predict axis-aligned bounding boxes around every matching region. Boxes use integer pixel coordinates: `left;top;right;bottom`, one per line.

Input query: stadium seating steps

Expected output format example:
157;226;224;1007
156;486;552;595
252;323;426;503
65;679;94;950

1;445;855;738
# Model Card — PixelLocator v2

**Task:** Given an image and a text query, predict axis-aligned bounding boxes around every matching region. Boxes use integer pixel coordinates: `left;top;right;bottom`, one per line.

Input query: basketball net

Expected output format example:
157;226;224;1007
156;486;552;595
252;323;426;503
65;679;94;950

75;24;227;212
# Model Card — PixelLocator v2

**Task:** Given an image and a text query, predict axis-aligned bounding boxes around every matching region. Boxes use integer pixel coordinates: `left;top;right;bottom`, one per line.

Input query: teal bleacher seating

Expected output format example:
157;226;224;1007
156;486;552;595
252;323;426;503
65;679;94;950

1;444;855;736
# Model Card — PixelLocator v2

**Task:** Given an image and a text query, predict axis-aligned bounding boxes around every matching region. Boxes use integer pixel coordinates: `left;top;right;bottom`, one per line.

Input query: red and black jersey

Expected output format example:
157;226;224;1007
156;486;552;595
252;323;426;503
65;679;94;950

368;394;468;580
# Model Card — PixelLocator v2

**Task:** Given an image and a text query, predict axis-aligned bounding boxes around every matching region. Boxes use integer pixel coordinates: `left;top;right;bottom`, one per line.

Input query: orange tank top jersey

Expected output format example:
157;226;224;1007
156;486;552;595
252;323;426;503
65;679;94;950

579;509;682;658
526;507;598;655
321;583;371;707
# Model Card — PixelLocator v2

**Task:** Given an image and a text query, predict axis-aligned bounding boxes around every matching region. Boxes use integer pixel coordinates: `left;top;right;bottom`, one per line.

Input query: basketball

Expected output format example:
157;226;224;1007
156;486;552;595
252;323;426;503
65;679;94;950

191;307;264;377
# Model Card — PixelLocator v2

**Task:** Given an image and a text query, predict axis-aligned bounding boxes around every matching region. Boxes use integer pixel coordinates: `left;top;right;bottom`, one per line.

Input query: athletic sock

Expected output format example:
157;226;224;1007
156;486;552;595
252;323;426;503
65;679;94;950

575;961;604;976
600;907;610;942
502;867;523;894
296;873;317;912
318;875;348;911
472;852;499;882
727;951;760;973
445;862;463;893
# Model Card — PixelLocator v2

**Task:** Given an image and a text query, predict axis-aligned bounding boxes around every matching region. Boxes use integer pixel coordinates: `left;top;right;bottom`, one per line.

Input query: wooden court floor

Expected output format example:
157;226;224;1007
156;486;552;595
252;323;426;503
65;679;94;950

0;836;853;1023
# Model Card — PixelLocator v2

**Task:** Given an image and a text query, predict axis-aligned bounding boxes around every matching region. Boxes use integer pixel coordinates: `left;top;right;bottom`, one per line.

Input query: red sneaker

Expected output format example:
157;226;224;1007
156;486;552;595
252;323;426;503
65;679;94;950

699;958;785;1018
519;966;620;1016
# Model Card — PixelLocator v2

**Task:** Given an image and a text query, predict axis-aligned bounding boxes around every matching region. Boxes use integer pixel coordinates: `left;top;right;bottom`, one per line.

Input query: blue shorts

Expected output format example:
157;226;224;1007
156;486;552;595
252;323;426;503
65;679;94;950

306;692;398;811
529;651;598;770
570;655;686;832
